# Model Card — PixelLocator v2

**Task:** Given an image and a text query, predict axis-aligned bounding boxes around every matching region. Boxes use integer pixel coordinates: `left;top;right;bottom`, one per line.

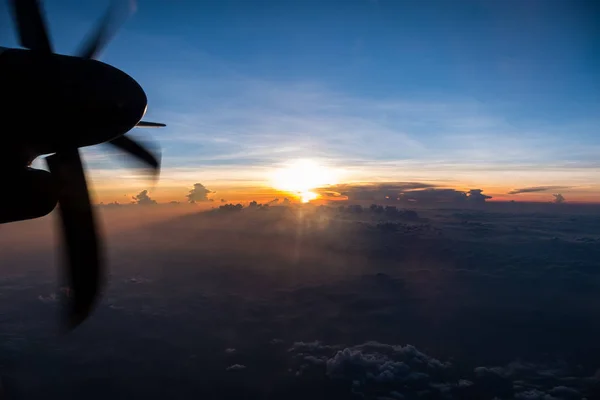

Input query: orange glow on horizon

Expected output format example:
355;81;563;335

88;179;600;206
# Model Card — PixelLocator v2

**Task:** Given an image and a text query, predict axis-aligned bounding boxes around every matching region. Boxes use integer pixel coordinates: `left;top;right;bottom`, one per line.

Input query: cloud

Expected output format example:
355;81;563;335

288;340;452;398
468;189;492;203
99;201;122;208
288;341;597;399
508;186;570;194
132;190;157;205
126;277;151;284
318;183;493;205
186;183;214;203
226;364;246;371
400;188;468;204
38;293;58;303
38;287;71;303
319;182;437;202
553;193;566;204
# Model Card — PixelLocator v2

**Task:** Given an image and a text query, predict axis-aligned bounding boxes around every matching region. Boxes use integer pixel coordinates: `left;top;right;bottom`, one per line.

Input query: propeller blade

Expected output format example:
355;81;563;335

74;0;130;60
8;0;53;53
136;121;166;128
46;149;104;330
107;134;161;172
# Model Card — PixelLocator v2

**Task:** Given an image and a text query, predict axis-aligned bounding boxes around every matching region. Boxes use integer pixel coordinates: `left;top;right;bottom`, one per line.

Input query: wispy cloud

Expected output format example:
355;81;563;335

508;186;571;195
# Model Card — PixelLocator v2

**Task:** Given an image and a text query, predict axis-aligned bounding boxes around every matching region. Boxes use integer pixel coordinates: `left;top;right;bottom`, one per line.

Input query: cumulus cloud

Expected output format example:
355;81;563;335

468;189;492;204
289;341;452;398
226;364;246;371
287;341;597;399
508;186;570;195
553;193;566;204
132;190;157;205
218;203;243;212
38;287;71;303
186;183;214;203
38;293;58;303
99;201;122;208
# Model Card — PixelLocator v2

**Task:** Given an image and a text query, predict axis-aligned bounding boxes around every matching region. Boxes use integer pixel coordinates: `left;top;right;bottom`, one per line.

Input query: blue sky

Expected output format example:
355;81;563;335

1;0;599;201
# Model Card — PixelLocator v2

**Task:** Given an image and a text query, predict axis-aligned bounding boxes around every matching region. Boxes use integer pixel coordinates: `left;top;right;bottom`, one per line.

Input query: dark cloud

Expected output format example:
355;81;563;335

468;189;492;204
186;183;214;203
267;198;279;205
282;198;291;205
320;182;437;202
509;186;570;195
400;188;467;203
132;190;157;205
553;193;566;204
218;203;243;212
399;188;492;204
319;183;492;205
246;200;273;210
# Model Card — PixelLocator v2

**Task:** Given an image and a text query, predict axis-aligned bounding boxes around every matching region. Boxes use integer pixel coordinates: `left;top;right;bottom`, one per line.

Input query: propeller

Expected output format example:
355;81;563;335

8;0;52;53
136;121;166;128
8;0;164;330
74;0;129;60
46;150;103;330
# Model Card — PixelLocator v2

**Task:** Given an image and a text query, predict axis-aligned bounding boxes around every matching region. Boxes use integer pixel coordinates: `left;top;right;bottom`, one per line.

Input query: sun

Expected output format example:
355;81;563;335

270;159;338;203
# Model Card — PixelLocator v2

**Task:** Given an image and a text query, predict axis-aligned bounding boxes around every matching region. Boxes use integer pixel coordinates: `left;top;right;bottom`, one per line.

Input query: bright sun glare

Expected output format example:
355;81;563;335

271;159;338;203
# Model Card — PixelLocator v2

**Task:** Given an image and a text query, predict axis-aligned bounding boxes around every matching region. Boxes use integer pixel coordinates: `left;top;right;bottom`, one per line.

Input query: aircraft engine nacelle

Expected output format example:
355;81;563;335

0;167;58;224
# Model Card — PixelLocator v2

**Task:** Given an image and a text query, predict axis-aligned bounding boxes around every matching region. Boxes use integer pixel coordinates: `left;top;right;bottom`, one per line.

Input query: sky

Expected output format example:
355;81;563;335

1;0;599;203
